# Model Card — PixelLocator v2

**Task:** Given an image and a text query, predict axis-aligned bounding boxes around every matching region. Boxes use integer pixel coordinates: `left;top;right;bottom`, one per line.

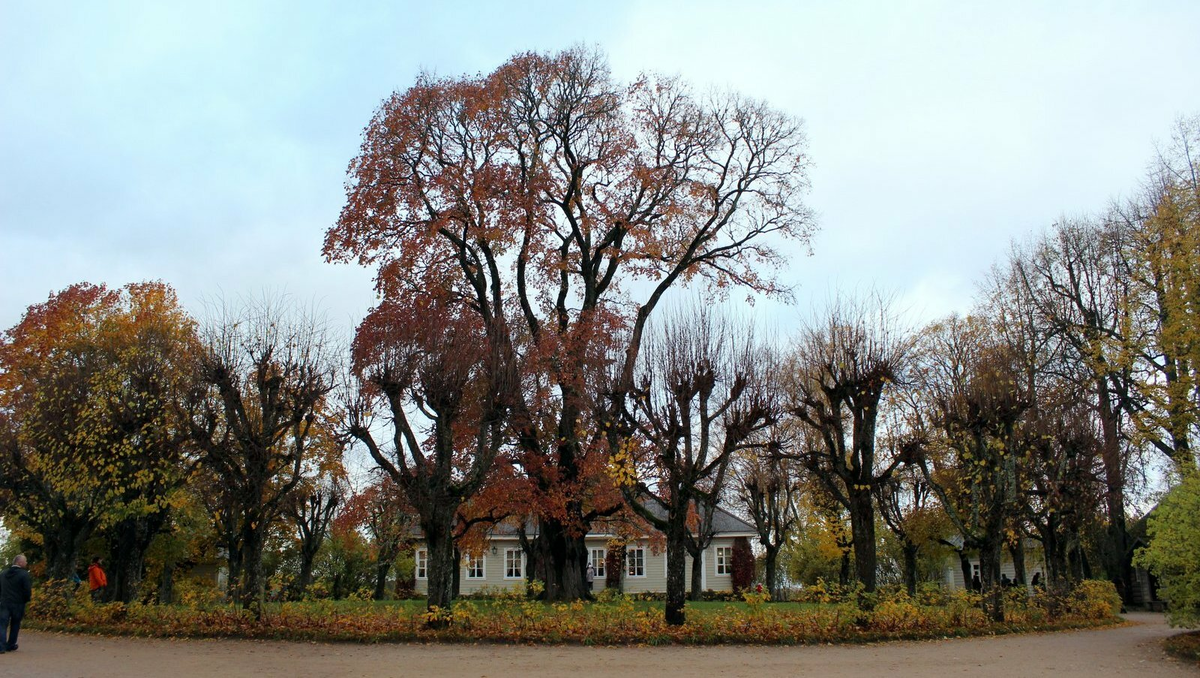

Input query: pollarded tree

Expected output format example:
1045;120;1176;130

324;46;814;600
735;436;802;600
873;461;945;597
345;294;513;613
784;295;914;592
1021;399;1105;589
613;308;780;624
188;297;336;615
283;469;345;600
911;315;1030;622
0;282;200;587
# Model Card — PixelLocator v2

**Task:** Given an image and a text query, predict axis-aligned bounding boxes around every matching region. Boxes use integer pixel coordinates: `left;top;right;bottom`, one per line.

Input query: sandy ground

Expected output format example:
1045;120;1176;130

0;613;1193;678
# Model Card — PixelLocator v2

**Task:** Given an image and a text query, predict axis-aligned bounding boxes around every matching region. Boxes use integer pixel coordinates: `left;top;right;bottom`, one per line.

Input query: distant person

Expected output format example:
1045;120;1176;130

1001;573;1011;588
1031;572;1043;589
971;573;981;592
88;557;108;603
585;562;596;591
0;554;32;654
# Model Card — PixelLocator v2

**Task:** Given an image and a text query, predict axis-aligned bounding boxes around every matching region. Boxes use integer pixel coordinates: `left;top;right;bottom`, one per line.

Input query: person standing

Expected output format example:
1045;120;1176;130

0;554;32;654
87;556;108;603
585;561;596;591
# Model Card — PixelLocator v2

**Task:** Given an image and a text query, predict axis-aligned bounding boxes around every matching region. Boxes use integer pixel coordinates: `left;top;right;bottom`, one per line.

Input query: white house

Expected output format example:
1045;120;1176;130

941;540;1047;590
413;506;758;595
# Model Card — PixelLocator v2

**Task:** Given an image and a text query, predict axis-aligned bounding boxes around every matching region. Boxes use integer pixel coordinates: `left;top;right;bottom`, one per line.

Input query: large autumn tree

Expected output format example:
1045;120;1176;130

324;46;814;600
1121;115;1200;474
0;282;199;588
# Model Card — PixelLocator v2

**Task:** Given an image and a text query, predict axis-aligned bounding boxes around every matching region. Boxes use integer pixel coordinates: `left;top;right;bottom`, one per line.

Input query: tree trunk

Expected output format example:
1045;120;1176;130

158;559;175;605
535;517;588;602
847;489;877;591
957;549;972;591
373;558;392;601
237;520;266;617
764;545;781;601
108;510;169;604
424;519;457;614
902;541;919;596
1097;385;1133;604
688;545;704;600
979;539;1004;622
665;522;688;626
292;550;317;600
1008;539;1026;587
43;519;92;581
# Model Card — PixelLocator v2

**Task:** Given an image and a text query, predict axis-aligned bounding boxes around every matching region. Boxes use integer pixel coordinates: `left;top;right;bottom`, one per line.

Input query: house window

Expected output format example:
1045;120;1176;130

627;547;645;577
590;548;606;578
416;549;428;580
716;546;732;576
465;554;485;579
505;549;524;579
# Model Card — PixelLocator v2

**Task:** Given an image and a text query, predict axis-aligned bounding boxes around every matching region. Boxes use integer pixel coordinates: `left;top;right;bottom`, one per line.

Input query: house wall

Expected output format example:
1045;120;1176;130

942;549;1047;590
413;537;529;596
413;535;748;595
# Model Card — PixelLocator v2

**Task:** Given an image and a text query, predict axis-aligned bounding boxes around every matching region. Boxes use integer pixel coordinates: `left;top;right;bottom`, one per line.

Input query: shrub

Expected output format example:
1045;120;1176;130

175;576;225;609
458;580;544;602
1135;472;1200;627
1163;630;1200;664
916;582;952;607
794;578;865;605
731;537;754;593
25;578;1121;646
742;585;770;613
595;587;628;604
1068;580;1122;619
699;589;740;602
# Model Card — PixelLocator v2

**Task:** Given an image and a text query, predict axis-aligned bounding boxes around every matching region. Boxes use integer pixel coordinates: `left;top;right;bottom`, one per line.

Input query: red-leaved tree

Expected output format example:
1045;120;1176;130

325;47;814;601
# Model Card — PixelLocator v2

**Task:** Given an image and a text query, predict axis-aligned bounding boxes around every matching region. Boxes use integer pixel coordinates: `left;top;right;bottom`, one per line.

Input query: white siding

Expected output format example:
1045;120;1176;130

943;550;1047;590
414;534;753;595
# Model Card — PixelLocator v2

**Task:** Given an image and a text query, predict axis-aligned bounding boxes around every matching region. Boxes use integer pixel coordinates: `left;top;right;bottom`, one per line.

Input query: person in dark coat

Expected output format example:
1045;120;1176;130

971;573;982;592
0;554;32;653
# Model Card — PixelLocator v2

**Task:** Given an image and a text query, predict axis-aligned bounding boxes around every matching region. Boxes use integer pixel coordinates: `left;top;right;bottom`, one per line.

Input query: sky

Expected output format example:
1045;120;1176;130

3;0;1200;339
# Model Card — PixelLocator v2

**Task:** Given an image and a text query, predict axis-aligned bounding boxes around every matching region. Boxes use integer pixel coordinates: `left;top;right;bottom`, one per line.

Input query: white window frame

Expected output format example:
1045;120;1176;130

715;546;732;576
504;549;525;580
627;547;646;578
416;548;428;580
590;548;606;579
465;553;485;580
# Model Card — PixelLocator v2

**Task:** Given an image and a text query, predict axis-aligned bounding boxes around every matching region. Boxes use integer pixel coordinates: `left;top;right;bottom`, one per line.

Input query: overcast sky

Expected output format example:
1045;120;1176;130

3;1;1200;338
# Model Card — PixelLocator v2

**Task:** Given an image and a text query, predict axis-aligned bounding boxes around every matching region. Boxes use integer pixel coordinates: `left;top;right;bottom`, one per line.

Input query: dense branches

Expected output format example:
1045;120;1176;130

0;282;199;590
325;46;814;601
614;308;779;623
187;297;336;614
784;295;913;592
344;295;513;612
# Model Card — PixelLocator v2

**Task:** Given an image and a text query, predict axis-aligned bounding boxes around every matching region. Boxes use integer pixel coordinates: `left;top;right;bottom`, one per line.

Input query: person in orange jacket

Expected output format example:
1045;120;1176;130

87;557;107;603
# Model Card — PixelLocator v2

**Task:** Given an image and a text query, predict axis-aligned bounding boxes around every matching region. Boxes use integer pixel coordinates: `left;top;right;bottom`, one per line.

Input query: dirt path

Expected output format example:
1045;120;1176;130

2;613;1193;677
